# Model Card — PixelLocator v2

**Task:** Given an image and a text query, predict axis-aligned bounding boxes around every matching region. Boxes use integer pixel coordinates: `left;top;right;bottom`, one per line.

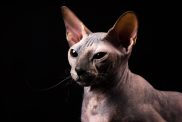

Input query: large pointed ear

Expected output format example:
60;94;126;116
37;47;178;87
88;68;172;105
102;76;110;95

105;11;138;50
61;6;92;47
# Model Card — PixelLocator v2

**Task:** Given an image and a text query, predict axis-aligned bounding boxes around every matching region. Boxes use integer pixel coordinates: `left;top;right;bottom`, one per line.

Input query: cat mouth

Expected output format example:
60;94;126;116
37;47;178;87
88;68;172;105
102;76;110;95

75;75;95;86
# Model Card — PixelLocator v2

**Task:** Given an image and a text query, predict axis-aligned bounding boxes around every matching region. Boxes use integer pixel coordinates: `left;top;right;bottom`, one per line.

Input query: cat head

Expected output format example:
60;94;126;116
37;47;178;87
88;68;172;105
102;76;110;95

61;6;138;86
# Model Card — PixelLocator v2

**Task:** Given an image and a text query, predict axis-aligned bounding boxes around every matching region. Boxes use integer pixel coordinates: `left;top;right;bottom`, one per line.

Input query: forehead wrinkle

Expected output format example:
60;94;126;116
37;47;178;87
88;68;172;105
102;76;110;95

85;33;105;47
76;32;107;54
79;37;95;53
86;37;94;47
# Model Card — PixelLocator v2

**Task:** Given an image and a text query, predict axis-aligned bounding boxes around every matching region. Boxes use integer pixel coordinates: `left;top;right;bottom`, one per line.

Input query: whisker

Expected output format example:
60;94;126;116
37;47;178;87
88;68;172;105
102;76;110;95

26;75;72;92
40;75;72;91
64;77;75;86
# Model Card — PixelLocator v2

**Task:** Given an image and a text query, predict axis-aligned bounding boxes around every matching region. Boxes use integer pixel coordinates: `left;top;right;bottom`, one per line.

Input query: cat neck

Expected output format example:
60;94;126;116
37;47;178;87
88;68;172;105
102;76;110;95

83;65;156;102
84;62;132;94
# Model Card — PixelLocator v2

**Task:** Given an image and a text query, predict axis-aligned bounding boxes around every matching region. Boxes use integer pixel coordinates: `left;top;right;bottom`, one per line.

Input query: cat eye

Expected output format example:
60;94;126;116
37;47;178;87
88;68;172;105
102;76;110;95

93;52;107;59
70;49;78;57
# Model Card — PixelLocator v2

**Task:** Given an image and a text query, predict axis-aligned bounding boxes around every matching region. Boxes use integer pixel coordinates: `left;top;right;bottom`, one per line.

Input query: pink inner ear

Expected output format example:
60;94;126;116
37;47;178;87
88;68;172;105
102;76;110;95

61;6;92;46
65;23;83;45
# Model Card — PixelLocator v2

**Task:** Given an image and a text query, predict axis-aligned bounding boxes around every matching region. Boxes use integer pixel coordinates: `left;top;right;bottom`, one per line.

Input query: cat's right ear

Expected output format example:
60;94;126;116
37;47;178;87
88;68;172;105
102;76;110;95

105;11;138;51
61;6;92;47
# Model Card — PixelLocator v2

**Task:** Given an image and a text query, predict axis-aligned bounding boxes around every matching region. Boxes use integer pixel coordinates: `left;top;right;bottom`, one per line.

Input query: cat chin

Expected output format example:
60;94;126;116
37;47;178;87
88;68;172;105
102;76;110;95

76;81;91;87
75;76;107;87
74;75;96;86
75;78;95;86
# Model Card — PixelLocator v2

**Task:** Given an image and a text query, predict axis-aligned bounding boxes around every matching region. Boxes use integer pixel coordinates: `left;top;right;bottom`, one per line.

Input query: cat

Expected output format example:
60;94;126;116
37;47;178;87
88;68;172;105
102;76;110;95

61;6;182;122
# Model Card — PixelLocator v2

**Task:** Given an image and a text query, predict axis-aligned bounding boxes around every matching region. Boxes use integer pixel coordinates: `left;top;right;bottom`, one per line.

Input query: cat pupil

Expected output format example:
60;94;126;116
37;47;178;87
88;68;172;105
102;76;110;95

70;49;78;57
93;52;106;59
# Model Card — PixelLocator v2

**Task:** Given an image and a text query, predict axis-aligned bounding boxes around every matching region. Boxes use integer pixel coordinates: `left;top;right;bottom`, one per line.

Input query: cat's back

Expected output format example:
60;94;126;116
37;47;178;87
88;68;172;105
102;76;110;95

156;90;182;122
124;73;182;122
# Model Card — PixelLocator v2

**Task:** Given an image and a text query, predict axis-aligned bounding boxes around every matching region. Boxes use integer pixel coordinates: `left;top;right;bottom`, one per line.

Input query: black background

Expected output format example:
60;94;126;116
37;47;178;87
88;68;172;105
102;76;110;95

1;0;182;122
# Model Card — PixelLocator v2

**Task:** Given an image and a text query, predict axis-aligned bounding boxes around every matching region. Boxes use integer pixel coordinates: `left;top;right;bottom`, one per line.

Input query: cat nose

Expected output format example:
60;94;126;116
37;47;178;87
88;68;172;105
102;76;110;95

75;67;86;76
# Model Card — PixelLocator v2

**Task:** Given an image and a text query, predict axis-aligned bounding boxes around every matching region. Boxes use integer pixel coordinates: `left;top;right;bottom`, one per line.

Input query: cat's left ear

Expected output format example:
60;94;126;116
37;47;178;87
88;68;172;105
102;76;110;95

105;11;138;50
61;6;92;47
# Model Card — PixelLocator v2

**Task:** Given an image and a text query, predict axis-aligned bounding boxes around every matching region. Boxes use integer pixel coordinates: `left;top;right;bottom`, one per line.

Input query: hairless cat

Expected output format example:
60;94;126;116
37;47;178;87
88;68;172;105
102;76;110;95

61;6;182;122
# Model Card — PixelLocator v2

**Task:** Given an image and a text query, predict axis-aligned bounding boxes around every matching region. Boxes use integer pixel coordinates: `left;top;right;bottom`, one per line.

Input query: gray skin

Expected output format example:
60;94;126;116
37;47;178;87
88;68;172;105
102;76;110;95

61;6;182;122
